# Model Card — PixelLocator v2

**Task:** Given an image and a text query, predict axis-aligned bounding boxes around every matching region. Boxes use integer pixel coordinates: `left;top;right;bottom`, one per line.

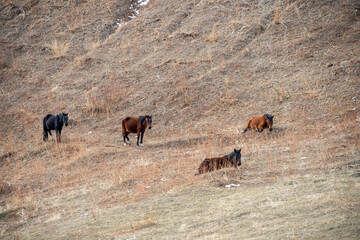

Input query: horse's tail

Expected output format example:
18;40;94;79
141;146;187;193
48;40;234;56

121;117;130;136
43;114;52;131
243;119;252;133
43;114;51;141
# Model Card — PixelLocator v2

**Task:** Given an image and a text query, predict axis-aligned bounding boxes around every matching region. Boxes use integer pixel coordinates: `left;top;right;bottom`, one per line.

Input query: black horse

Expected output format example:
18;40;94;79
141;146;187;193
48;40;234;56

43;113;69;143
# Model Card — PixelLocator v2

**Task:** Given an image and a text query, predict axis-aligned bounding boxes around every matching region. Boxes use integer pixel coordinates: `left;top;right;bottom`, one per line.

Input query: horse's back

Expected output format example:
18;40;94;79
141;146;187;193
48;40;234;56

122;116;138;132
44;114;54;121
43;114;56;130
249;116;265;127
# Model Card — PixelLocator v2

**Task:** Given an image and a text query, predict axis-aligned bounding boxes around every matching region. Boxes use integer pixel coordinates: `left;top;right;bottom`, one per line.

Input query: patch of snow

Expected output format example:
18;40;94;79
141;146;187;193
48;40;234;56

225;183;241;188
115;0;150;27
138;0;149;6
115;19;123;28
128;0;149;19
282;147;290;152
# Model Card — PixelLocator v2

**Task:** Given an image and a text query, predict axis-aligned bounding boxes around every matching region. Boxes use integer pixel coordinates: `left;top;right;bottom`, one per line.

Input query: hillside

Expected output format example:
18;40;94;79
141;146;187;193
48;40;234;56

1;0;359;239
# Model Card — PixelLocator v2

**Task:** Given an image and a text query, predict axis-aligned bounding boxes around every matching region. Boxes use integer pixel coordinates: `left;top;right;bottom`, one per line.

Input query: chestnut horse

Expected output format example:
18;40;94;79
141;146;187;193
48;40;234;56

122;115;152;147
196;149;241;175
43;113;69;143
243;114;273;133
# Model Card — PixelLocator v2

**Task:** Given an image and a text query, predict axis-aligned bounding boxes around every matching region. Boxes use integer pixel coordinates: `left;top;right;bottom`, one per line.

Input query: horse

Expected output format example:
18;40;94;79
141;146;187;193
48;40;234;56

121;115;152;147
196;149;241;175
43;113;69;143
242;114;274;133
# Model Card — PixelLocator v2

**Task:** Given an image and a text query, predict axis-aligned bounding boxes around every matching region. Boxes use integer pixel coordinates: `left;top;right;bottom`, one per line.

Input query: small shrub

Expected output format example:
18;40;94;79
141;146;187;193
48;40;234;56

46;39;69;58
84;83;127;116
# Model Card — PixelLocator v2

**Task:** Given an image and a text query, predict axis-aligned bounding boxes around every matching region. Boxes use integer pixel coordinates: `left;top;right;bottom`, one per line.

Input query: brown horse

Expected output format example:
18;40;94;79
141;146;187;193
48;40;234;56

121;115;152;147
196;149;241;175
243;114;273;133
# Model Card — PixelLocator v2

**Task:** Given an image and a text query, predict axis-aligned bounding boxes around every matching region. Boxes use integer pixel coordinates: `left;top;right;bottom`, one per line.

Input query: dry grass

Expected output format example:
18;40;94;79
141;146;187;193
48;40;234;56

83;81;129;117
1;0;360;239
273;8;281;24
89;38;101;51
45;39;69;58
205;23;218;43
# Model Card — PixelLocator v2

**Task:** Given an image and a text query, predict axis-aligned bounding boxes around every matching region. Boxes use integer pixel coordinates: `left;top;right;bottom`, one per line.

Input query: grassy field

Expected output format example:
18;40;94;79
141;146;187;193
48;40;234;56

1;0;359;239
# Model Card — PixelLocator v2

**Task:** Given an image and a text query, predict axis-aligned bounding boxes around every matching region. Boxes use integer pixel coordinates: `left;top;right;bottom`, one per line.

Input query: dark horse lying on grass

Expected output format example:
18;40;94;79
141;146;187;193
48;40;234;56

121;115;152;147
43;113;69;143
243;114;274;133
196;149;242;175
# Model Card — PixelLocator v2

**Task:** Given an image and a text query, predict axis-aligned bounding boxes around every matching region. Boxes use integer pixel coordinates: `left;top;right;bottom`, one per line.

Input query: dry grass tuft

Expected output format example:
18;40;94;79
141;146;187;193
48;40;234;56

205;23;218;43
130;214;156;232
45;39;69;58
89;38;101;50
273;8;281;24
175;74;193;107
83;82;128;116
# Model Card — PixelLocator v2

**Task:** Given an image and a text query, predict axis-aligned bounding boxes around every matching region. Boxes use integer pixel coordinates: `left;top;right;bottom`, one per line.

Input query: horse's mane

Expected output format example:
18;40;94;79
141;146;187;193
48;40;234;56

264;114;273;120
139;116;146;123
225;152;235;160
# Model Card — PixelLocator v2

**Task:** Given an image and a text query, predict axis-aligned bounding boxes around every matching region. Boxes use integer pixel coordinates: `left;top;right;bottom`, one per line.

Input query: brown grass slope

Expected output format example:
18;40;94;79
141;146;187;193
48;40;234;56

0;0;359;239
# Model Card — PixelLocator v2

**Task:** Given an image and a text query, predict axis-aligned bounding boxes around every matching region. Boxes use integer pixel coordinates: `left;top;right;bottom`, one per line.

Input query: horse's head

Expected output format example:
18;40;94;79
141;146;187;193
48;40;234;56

63;113;69;126
264;114;274;131
233;148;242;166
146;115;152;129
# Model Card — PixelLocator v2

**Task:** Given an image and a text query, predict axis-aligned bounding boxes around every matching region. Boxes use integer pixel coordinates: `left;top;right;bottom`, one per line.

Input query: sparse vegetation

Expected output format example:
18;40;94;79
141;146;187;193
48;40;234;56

273;8;281;24
0;0;359;239
45;39;69;58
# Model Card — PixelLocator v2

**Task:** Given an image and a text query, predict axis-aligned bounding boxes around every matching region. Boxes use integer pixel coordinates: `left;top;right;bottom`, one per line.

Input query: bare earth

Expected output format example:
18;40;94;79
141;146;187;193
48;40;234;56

0;0;359;239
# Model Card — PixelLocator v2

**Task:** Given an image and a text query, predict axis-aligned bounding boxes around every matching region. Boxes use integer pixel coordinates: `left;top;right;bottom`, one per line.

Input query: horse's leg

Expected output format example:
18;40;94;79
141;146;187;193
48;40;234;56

43;130;48;142
136;130;140;147
258;122;265;132
58;130;62;143
140;131;144;146
48;130;54;140
56;130;61;143
123;133;127;146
